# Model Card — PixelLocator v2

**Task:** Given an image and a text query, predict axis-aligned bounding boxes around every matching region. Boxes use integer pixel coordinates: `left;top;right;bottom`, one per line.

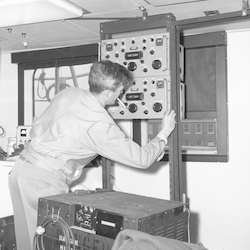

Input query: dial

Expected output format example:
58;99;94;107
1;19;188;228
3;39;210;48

153;102;162;112
152;60;162;70
128;103;138;113
128;62;137;71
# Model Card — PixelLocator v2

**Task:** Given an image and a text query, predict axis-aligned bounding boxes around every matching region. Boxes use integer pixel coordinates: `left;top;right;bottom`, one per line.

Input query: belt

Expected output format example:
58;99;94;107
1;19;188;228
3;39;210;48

19;153;67;181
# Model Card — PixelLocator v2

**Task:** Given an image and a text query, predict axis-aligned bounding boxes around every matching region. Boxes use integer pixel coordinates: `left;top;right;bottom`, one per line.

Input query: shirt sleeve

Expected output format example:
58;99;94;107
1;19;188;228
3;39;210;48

86;121;166;169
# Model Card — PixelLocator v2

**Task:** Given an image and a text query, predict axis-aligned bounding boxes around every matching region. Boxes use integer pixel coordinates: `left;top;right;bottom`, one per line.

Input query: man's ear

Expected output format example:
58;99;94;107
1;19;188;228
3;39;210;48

103;89;113;100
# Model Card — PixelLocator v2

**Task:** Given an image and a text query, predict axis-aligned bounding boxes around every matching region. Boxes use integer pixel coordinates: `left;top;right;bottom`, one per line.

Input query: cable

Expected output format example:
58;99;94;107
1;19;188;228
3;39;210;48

186;207;191;243
37;70;48;99
33;214;75;250
0;125;5;137
33;213;76;250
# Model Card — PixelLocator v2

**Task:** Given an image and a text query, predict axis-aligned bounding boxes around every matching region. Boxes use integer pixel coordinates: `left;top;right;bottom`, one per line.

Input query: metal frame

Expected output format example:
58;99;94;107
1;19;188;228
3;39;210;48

100;13;183;201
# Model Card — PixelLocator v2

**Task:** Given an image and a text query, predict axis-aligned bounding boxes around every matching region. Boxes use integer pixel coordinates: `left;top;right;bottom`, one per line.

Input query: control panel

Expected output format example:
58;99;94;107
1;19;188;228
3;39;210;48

100;32;170;119
74;204;123;239
100;32;170;78
74;204;97;233
108;76;170;119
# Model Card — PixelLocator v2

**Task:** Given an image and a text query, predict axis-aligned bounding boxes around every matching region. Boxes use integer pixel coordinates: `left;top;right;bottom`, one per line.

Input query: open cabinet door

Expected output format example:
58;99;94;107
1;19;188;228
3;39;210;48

181;31;228;162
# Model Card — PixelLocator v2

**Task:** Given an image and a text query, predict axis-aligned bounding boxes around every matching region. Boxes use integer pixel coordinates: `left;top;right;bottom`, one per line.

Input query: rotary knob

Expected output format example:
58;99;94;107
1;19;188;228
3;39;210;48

128;62;137;71
128;103;138;113
152;60;162;70
153;102;162;113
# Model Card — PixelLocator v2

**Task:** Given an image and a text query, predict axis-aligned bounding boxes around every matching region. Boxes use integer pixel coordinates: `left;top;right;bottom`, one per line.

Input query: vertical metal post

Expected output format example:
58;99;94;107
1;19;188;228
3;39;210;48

70;66;79;88
168;22;183;202
18;63;25;125
55;66;60;95
101;32;113;190
102;157;112;190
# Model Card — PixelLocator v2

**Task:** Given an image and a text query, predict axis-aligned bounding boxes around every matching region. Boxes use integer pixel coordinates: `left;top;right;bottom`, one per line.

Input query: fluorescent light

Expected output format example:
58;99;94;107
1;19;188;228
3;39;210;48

0;0;86;27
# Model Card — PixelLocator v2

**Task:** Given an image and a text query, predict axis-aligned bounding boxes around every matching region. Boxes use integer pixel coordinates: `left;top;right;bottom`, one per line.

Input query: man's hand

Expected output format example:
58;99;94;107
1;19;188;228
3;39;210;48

157;110;176;142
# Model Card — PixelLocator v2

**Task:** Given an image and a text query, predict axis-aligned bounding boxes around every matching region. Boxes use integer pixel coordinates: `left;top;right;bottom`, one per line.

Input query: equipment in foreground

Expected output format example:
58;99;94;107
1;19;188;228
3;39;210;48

35;190;189;250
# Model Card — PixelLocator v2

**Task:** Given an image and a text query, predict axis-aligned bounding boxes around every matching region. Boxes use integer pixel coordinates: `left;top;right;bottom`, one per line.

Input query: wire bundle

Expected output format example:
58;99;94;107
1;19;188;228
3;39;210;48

33;214;76;250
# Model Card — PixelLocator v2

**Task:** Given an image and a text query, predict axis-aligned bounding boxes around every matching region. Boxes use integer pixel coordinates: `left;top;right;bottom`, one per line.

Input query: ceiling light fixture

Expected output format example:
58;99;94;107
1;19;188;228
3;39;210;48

0;0;86;28
204;10;220;16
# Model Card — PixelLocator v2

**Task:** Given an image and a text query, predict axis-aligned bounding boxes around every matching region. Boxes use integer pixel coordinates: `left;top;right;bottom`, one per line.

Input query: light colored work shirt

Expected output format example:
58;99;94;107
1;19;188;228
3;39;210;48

28;87;165;183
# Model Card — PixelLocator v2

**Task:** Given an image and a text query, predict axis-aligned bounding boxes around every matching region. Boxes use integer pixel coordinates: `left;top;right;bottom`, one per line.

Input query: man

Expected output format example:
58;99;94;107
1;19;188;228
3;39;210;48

8;60;176;250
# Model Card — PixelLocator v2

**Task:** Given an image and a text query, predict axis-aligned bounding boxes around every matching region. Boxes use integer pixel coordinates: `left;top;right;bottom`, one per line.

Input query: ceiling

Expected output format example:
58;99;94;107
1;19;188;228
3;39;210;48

0;0;250;54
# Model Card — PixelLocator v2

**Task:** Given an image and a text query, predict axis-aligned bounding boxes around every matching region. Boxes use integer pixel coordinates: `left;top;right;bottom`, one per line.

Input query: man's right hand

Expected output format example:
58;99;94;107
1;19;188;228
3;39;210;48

159;110;176;139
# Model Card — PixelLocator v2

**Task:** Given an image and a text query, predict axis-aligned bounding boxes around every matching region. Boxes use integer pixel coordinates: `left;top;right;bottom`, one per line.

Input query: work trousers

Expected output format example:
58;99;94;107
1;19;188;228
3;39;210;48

8;157;69;250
